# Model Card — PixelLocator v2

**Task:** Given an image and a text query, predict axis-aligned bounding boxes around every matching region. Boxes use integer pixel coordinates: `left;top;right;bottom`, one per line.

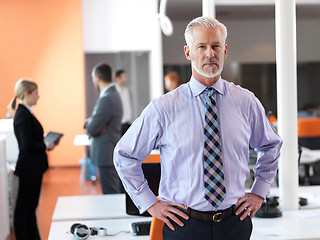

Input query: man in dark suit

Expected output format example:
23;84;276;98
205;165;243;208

85;63;123;194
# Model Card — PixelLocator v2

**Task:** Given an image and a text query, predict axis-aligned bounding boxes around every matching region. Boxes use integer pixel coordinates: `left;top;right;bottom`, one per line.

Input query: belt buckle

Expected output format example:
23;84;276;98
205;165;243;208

212;212;222;222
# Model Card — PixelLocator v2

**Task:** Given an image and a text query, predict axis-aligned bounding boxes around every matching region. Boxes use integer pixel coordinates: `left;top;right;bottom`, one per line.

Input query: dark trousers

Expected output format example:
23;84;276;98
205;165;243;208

98;166;121;194
163;209;252;240
14;175;42;240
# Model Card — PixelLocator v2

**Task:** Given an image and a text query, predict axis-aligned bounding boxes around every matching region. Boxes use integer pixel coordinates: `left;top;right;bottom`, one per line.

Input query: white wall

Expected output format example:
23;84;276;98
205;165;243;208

82;0;157;52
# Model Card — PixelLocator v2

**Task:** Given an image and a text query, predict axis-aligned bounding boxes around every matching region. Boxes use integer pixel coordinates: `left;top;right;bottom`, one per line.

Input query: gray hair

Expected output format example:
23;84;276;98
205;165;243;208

184;16;228;46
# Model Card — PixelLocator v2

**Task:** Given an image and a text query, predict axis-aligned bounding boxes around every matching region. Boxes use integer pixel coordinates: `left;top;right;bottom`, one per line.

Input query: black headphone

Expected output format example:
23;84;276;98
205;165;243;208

70;223;107;239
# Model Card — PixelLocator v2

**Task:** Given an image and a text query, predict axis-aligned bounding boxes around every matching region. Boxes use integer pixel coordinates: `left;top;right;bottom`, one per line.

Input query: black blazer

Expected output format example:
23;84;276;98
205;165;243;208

14;104;48;177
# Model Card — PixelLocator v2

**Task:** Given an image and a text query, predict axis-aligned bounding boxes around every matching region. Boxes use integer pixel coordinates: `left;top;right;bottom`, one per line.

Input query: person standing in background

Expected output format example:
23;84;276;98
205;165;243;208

9;79;56;240
115;70;132;135
84;63;123;194
164;71;181;92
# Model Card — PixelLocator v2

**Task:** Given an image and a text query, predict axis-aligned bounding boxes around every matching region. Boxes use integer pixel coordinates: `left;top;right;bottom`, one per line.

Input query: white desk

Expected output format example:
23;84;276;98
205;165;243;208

52;194;135;221
49;210;320;240
51;188;320;240
269;185;320;209
49;217;151;240
73;134;92;184
251;209;320;240
73;134;92;146
52;187;320;222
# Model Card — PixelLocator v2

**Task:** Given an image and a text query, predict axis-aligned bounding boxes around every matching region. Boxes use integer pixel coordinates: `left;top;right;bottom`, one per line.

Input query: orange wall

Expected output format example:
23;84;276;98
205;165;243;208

0;0;86;166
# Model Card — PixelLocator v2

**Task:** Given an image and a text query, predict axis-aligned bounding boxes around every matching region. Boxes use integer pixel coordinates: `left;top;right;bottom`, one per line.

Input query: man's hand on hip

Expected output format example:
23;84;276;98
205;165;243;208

235;193;264;220
147;201;189;230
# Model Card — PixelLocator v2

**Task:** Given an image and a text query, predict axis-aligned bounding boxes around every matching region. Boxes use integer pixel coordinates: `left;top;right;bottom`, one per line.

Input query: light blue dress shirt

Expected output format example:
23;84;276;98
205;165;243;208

114;76;283;213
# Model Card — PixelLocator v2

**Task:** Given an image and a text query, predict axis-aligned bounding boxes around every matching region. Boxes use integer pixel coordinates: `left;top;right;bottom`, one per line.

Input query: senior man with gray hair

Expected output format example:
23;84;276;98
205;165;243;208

114;16;282;240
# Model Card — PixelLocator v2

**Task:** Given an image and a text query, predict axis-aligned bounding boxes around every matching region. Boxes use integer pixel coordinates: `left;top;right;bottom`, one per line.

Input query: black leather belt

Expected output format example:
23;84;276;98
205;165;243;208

177;205;235;223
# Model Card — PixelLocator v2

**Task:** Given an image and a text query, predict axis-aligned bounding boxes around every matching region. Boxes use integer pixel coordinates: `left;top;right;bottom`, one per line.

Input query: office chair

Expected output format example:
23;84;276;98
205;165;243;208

149;216;164;240
148;195;164;240
298;117;320;185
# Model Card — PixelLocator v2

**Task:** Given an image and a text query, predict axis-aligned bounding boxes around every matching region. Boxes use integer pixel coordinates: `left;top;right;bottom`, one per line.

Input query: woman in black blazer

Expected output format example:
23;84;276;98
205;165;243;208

9;79;55;240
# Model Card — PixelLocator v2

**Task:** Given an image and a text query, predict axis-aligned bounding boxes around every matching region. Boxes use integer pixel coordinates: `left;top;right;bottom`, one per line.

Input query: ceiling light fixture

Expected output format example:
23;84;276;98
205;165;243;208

158;0;173;36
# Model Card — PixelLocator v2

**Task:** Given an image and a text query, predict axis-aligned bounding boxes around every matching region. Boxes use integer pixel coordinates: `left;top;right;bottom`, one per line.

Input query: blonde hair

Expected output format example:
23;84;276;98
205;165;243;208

8;79;37;112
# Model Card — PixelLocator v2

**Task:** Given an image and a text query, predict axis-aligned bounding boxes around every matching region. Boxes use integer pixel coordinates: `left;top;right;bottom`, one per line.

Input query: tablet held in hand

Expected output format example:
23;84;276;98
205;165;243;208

44;131;64;145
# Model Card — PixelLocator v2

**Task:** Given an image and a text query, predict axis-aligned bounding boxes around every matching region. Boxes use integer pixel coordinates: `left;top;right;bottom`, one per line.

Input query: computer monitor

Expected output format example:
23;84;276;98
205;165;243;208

125;162;161;216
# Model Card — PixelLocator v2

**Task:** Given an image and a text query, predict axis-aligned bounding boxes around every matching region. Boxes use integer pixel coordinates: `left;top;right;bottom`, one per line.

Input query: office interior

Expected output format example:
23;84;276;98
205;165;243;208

1;0;320;239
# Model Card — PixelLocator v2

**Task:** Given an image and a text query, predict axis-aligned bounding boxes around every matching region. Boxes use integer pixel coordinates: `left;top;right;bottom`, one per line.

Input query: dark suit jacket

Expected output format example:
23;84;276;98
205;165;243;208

14;104;48;177
85;85;123;167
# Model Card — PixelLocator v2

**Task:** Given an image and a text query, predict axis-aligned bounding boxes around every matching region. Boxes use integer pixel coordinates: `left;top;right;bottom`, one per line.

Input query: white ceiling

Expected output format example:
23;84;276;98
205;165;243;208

165;0;320;21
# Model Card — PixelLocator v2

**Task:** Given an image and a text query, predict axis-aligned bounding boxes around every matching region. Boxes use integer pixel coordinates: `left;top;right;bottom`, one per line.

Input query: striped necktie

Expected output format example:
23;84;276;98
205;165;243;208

203;87;226;208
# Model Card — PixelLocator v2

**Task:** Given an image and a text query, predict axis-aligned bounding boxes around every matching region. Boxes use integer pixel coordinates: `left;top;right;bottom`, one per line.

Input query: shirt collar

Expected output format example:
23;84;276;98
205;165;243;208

189;76;224;97
100;83;115;97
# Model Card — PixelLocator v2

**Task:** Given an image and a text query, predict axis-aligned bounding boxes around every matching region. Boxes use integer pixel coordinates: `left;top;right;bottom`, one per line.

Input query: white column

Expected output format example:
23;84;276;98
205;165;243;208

202;0;216;18
149;4;164;100
275;0;299;210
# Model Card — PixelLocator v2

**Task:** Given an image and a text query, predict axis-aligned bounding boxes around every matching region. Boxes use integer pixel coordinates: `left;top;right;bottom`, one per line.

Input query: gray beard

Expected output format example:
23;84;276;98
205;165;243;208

192;60;223;79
